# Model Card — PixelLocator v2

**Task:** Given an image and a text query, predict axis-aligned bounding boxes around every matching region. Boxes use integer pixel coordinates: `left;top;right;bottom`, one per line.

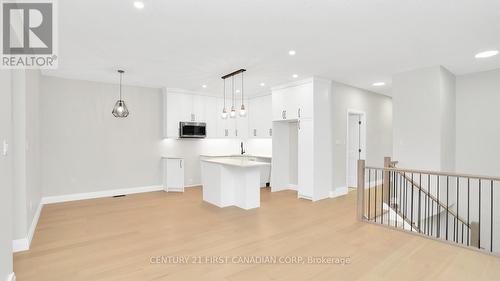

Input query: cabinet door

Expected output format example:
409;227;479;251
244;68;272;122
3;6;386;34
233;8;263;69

259;95;273;138
192;95;205;122
272;89;287;121
203;96;217;138
165;159;185;192
296;83;313;119
298;119;314;199
248;98;258;138
166;92;193;138
272;88;299;121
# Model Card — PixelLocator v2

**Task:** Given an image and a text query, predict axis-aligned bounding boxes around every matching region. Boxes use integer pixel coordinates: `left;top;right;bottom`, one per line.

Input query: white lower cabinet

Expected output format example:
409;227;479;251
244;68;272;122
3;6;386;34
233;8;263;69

163;158;184;192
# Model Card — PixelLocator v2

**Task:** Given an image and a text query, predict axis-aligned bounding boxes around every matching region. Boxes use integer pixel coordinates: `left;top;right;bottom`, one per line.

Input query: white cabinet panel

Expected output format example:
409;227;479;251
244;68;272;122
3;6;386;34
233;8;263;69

272;82;313;121
296;83;313;119
165;92;193;138
249;95;272;138
203;96;217;138
163;158;184;192
298;119;314;199
192;95;205;122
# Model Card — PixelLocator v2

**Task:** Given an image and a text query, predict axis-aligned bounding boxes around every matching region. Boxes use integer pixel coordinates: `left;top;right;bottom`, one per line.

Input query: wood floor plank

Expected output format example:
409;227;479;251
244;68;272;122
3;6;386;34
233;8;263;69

13;187;500;281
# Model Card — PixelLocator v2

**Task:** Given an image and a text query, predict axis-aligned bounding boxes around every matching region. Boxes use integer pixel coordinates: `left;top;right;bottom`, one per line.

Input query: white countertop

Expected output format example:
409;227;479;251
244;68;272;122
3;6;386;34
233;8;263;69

200;154;272;159
162;156;184;159
201;157;271;168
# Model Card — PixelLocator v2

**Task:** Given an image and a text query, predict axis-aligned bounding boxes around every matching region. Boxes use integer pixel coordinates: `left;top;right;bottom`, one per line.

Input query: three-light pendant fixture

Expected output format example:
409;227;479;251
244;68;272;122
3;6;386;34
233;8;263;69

221;69;246;119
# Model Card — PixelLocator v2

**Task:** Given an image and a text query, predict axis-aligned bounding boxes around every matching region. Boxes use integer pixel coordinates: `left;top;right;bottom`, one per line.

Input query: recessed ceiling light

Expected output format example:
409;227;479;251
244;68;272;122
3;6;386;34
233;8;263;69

288;50;296;56
133;1;145;9
202;84;207;88
292;74;299;79
260;82;265;87
475;50;499;59
372;82;386;87
236;89;241;93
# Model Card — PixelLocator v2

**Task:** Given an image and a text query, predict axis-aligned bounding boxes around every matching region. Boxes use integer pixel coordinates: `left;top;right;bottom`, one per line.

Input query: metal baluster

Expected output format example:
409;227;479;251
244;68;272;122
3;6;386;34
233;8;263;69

368;169;371;220
437;176;441;239
446;176;449;241
427;174;431;235
411;173;414;231
467;178;470;246
456;177;459;243
479;179;481;249
491;180;493;252
418;173;422;233
375;170;378;223
381;169;384;225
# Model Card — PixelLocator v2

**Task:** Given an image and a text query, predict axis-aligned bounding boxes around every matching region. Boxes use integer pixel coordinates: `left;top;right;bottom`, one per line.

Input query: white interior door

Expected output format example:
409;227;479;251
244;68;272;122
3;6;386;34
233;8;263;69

348;114;361;188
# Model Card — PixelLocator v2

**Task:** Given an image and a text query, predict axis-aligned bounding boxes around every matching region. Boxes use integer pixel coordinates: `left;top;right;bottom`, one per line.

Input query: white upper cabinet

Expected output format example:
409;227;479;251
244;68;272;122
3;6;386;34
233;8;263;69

272;82;313;121
248;95;272;138
165;91;192;138
164;90;269;139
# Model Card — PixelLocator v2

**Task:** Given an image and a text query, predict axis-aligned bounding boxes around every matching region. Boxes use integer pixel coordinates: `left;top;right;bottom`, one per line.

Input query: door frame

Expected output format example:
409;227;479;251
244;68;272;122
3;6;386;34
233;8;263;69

346;109;367;189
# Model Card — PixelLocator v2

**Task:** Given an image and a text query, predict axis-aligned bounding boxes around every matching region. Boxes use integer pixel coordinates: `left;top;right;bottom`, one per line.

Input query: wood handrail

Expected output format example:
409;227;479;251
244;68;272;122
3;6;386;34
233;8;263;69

366;166;500;182
396;171;470;227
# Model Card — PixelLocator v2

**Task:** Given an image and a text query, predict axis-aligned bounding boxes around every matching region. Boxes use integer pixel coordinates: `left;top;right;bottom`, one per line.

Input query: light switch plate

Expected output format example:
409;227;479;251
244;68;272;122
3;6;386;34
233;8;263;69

2;140;7;156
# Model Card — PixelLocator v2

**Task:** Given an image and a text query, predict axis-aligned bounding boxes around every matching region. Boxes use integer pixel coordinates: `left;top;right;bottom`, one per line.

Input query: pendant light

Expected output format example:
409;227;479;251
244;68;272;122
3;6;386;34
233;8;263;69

230;75;236;118
221;78;228;119
112;70;129;118
239;71;246;117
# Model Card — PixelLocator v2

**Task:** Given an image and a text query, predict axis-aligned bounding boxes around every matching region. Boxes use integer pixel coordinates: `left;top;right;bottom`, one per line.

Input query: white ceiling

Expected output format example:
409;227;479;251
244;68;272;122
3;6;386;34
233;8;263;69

43;0;500;97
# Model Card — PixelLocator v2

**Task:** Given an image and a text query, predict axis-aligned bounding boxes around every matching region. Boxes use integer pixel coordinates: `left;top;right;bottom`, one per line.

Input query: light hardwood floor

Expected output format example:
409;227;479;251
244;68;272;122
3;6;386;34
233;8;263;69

14;187;500;281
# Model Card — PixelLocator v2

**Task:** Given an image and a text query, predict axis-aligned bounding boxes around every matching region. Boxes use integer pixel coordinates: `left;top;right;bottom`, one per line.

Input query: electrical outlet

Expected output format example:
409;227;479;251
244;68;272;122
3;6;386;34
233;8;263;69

2;139;7;156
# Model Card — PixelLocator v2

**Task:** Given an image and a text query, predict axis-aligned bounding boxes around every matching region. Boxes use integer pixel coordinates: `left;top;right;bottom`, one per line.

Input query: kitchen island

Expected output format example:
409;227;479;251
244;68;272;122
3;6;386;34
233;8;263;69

200;158;271;210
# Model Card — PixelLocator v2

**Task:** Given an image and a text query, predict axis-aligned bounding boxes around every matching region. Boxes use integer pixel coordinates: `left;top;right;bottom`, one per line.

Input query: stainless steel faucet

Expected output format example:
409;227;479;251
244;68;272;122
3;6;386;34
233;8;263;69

240;142;246;155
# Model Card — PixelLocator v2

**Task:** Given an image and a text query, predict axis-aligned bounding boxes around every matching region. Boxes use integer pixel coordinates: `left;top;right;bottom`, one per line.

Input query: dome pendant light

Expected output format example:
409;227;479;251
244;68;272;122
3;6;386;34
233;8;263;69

230;76;236;118
239;71;246;117
221;78;228;119
112;70;129;118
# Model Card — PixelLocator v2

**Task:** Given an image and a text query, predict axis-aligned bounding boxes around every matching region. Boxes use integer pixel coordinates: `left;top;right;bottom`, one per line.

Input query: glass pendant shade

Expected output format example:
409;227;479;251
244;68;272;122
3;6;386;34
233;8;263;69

112;69;129;118
239;104;246;117
112;100;129;118
221;107;228;119
230;106;236;118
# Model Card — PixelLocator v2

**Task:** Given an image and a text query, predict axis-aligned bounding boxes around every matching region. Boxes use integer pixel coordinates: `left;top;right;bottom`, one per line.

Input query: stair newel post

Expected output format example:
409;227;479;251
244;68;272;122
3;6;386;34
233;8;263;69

384;157;391;205
357;159;366;221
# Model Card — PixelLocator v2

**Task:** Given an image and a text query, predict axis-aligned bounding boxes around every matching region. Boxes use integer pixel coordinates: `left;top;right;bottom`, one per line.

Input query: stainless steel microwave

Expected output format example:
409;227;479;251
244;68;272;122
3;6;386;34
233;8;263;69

179;122;206;138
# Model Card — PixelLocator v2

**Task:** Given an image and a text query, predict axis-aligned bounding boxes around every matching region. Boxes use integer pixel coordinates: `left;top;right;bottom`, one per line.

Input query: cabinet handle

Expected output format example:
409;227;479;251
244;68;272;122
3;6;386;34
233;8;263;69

281;110;284;119
284;110;287;120
269;128;272;136
191;113;195;121
298;108;301;118
298;120;301;130
253;129;257;137
179;160;182;168
225;129;228;137
236;129;238;136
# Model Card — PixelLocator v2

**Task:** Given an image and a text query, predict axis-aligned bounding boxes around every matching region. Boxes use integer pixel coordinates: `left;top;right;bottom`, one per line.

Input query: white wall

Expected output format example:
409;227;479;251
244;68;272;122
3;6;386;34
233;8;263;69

392;66;456;171
0;70;14;281
160;138;272;186
456;69;500;176
40;76;163;196
11;70;43;241
331;81;393;190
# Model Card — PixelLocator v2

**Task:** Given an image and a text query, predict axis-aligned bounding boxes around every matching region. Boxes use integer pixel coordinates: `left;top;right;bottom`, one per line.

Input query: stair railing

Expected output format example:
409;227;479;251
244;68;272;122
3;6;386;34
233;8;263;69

357;157;499;255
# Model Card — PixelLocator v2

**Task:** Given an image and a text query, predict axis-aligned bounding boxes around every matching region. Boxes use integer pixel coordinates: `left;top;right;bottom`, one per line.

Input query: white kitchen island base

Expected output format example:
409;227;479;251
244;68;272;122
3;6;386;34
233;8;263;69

200;158;270;210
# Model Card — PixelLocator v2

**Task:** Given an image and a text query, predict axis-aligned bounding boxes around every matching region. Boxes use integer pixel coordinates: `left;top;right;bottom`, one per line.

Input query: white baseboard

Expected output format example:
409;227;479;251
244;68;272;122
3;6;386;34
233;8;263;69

330;186;348;198
185;184;202;188
13;201;43;253
7;273;16;281
12;238;29;252
41;185;163;204
288;184;298;191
